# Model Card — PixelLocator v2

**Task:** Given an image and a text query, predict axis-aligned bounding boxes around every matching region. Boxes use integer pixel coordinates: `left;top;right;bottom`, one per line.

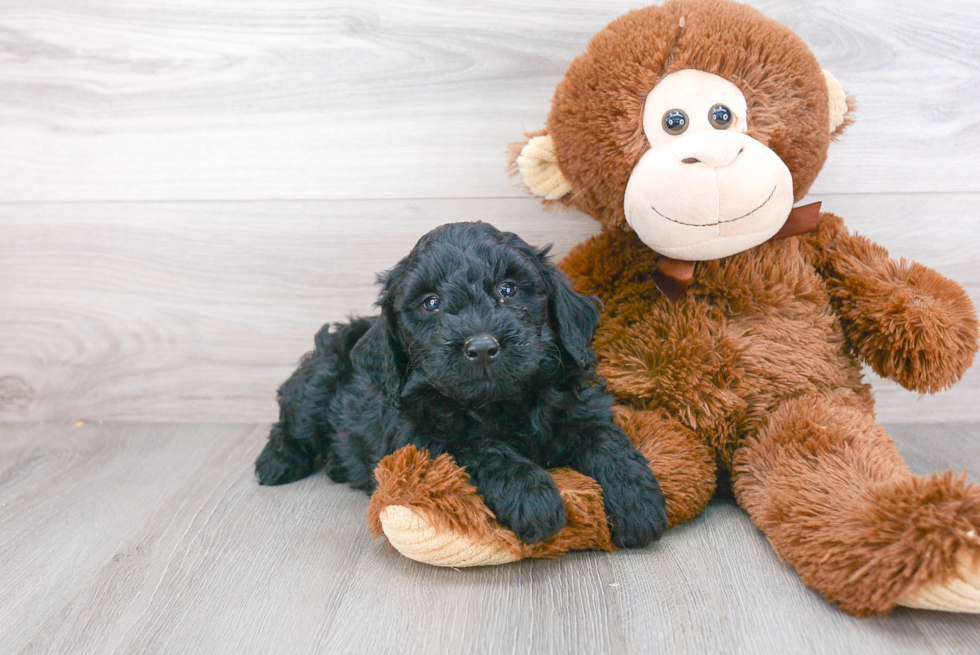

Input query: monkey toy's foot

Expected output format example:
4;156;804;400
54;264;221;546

372;504;520;567
734;392;980;615
367;446;615;567
897;548;980;612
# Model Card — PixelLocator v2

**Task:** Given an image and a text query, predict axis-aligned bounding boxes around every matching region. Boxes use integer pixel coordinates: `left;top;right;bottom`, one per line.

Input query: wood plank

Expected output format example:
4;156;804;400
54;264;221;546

20;423;376;655
612;498;980;654
8;423;980;654
312;547;630;654
0;423;234;654
0;0;978;202
0;198;600;423
1;193;976;423
888;423;980;478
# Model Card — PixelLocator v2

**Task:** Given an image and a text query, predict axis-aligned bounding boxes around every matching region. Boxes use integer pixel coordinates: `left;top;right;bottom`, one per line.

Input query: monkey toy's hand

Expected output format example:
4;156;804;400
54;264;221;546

808;215;978;394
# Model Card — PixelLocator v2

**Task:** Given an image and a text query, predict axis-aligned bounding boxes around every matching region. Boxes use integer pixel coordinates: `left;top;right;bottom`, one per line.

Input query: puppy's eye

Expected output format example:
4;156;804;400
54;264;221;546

709;104;732;129
662;109;689;135
422;295;440;312
498;282;517;298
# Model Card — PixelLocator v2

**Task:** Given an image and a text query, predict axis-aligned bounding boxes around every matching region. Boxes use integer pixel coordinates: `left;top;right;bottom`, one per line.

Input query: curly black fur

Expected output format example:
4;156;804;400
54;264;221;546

255;222;666;547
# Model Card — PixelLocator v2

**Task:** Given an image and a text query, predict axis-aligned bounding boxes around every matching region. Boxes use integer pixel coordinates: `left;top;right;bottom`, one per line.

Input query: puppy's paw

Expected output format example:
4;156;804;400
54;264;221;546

488;473;567;545
255;438;314;486
603;468;668;549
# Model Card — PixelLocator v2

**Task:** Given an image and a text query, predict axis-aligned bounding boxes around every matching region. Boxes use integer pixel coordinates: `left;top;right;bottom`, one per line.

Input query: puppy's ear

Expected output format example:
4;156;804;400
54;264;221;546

349;307;403;399
350;265;407;399
535;246;601;369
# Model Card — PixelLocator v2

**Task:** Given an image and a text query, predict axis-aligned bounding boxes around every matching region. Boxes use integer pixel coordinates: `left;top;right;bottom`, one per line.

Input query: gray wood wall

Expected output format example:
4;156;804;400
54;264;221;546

1;0;978;423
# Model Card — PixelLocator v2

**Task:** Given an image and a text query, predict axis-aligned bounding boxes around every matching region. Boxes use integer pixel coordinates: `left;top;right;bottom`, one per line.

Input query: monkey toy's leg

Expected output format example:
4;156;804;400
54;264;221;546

366;407;717;566
614;407;717;527
732;390;980;616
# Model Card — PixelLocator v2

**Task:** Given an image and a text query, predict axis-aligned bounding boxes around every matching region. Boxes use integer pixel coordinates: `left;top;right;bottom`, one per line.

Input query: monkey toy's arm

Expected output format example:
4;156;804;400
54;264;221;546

803;213;978;393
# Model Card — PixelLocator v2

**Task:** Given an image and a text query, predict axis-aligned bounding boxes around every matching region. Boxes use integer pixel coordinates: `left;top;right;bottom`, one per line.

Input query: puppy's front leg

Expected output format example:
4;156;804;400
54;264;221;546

570;426;668;548
445;441;567;545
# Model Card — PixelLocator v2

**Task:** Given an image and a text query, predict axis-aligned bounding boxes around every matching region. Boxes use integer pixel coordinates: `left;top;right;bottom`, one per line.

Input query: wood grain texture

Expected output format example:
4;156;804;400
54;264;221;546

1;194;977;423
0;423;235;653
2;422;978;654
0;0;978;202
20;424;369;655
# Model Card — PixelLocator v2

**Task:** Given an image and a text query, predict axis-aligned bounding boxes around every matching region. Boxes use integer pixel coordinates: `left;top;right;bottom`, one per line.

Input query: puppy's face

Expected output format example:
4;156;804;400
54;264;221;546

350;222;601;404
390;224;556;402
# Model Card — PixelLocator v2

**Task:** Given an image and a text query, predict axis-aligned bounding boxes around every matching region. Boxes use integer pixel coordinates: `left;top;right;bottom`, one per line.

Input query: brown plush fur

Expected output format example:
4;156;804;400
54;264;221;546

805;216;979;394
548;0;831;229
367;446;516;549
370;0;979;615
733;391;980;615
556;211;977;615
369;445;614;559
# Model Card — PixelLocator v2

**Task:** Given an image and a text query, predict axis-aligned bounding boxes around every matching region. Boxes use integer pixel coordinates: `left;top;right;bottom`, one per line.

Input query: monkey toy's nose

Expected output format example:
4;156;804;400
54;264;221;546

673;131;744;168
464;336;500;366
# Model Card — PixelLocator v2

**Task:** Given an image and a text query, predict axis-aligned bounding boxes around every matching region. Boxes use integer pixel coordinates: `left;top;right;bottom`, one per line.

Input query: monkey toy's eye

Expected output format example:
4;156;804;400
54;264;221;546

662;109;689;135
709;104;732;129
498;282;517;298
422;295;440;312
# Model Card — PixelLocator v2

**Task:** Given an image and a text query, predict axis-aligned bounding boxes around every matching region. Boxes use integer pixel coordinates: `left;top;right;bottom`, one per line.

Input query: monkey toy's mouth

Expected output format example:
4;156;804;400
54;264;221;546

625;133;795;262
650;186;777;228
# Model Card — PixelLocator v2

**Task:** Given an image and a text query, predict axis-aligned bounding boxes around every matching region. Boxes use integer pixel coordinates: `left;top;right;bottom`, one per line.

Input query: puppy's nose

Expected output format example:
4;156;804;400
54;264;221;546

464;336;499;366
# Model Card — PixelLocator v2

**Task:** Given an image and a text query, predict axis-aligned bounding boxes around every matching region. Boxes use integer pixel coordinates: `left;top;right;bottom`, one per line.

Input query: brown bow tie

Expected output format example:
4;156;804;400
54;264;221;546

651;202;823;302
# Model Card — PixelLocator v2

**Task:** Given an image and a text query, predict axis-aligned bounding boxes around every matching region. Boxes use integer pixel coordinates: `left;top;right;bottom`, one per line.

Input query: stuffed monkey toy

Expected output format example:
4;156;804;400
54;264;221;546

365;0;980;616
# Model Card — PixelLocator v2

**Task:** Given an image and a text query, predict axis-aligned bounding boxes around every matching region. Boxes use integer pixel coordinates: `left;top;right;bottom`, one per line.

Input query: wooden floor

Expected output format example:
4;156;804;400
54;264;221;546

1;2;979;653
1;423;978;654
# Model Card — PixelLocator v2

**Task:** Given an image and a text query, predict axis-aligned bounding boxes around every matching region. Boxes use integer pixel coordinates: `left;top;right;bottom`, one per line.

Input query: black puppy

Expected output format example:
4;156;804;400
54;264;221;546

255;222;666;547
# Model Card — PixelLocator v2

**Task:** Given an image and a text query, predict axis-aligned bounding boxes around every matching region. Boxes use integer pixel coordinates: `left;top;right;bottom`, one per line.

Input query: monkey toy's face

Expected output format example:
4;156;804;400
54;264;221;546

625;69;794;261
514;0;852;266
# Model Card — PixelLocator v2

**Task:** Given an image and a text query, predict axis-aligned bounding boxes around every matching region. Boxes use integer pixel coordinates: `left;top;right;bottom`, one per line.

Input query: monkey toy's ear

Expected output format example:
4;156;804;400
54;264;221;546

535;247;602;370
512;134;573;201
823;69;853;138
